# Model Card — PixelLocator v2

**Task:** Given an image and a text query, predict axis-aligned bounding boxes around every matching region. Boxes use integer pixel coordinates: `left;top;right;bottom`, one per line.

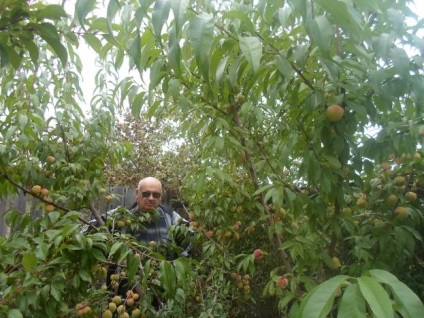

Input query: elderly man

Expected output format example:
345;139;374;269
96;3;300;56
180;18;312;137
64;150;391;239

129;176;185;244
88;177;189;252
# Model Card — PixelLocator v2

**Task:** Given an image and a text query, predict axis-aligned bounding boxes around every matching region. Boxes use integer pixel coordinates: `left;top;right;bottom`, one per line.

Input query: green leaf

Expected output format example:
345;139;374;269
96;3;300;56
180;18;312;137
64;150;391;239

22;253;37;273
106;0;121;45
91;247;107;262
188;13;214;79
170;0;189;33
368;269;424;318
308;15;333;55
357;276;394;318
159;261;176;297
51;280;64;301
315;0;362;39
239;36;262;73
34;23;68;65
21;38;39;64
75;0;96;30
7;309;23;318
297;275;349;318
126;252;140;282
36;4;68;20
173;258;188;287
338;283;367;318
152;0;170;38
83;34;102;53
391;47;410;79
78;268;92;282
168;29;182;78
34;242;50;261
223;11;256;33
109;241;124;257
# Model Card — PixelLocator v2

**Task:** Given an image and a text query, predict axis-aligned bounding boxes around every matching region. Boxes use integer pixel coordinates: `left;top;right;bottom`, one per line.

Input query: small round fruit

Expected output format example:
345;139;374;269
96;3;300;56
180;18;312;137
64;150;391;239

82;306;91;314
325;104;344;122
108;302;117;312
394;176;406;186
382;162;391;171
126;298;135;306
386;194;398;207
253;249;264;260
40;188;49;196
356;197;367;208
394;207;409;219
331;256;342;269
99;188;107;194
148;240;158;248
112;295;122;305
44;204;54;213
276;276;289;288
117;220;126;228
47;155;56;163
405;191;417;202
31;185;42;194
205;230;213;238
132;293;140;300
131;308;141;318
106;195;113;202
103;310;113;318
419;125;424;137
117;304;125;314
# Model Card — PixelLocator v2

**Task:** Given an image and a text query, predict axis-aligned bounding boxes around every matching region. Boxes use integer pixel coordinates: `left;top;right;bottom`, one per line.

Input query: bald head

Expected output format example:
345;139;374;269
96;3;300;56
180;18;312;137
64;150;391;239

136;177;163;211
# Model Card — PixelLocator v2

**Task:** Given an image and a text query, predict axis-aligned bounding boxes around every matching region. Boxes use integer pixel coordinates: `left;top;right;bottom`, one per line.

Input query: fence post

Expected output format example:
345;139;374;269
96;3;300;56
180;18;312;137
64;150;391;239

0;198;8;237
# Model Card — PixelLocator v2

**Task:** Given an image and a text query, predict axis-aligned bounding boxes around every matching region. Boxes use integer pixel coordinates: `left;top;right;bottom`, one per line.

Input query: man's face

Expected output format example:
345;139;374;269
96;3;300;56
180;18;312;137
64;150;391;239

136;180;162;212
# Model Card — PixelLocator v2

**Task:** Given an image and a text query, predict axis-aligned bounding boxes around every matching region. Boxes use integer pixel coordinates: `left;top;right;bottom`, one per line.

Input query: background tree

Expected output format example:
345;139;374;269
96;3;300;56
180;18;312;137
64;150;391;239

103;111;195;201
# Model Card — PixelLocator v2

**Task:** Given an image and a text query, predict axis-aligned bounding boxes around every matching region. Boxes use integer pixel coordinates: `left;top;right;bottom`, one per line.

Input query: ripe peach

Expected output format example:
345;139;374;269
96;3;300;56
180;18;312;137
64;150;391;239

44;204;54;213
325;104;344;122
31;185;42;194
276;276;288;288
253;249;264;260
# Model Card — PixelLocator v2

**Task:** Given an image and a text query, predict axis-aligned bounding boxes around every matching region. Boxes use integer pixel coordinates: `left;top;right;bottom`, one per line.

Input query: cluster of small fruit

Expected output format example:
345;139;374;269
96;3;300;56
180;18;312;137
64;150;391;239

30;184;54;213
101;291;143;318
188;210;244;242
109;271;126;289
230;272;251;299
75;303;92;316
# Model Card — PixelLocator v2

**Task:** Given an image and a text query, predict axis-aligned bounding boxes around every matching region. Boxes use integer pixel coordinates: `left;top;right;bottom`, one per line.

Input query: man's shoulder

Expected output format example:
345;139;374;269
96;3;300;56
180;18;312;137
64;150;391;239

159;204;174;215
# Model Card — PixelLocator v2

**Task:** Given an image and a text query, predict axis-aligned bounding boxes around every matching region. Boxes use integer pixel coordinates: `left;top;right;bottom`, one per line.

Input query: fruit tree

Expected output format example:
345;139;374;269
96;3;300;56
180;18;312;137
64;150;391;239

1;0;424;317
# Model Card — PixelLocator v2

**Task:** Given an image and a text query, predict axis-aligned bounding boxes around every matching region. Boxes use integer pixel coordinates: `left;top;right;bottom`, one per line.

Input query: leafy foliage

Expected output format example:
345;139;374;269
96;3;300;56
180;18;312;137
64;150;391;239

1;0;424;317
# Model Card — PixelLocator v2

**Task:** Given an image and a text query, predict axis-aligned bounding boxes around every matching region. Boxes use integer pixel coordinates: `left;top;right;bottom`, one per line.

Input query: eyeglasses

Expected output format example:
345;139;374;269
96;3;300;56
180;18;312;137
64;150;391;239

141;191;161;199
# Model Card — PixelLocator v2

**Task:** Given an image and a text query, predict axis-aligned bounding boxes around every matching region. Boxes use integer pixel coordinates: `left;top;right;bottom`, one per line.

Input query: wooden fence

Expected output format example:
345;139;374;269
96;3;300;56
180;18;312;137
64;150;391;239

0;186;177;237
